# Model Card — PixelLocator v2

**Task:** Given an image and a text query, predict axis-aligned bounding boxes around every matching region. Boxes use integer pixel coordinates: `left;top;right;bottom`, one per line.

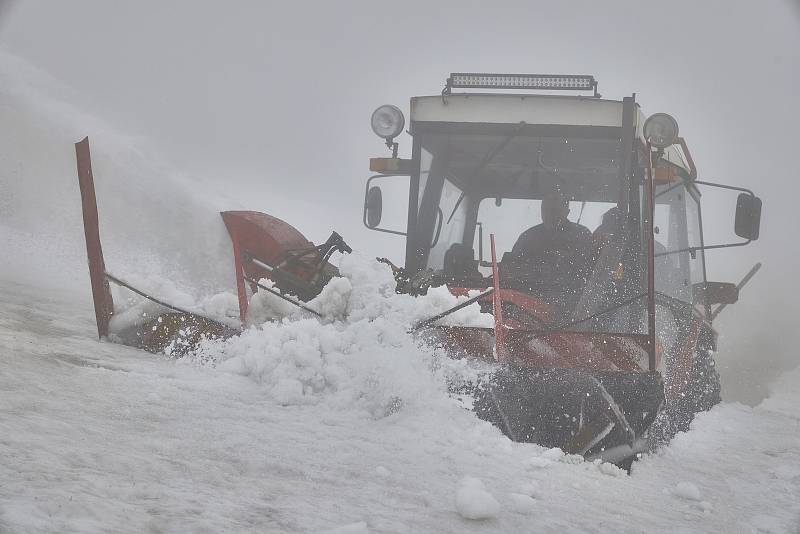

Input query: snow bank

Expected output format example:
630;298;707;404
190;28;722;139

186;254;493;418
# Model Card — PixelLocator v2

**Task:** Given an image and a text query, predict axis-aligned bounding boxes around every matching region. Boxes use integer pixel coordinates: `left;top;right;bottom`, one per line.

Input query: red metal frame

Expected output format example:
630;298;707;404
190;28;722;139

489;234;508;362
229;232;249;322
644;142;657;372
221;211;322;323
433;322;653;371
443;282;656;373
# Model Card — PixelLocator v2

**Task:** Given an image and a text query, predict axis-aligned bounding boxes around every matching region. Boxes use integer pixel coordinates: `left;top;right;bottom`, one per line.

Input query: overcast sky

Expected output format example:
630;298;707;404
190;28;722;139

1;0;798;401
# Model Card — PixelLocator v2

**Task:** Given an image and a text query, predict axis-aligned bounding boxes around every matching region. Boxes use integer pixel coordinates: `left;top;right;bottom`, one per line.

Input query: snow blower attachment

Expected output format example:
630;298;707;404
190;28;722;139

77;73;764;466
75;137;349;355
220;211;350;322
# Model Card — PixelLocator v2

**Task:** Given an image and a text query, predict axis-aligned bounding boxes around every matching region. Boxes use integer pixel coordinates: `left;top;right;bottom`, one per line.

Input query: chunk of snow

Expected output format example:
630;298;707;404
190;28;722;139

454;477;500;520
524;457;553;469
673;481;702;501
560;453;584;465
507;493;536;514
273;378;304;405
375;466;390;477
598;462;625;477
201;292;240;320
540;447;564;461
216;356;247;374
697;501;712;513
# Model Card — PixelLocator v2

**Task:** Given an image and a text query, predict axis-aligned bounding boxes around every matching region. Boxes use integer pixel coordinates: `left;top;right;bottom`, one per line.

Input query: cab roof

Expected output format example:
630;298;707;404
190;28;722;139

410;93;692;178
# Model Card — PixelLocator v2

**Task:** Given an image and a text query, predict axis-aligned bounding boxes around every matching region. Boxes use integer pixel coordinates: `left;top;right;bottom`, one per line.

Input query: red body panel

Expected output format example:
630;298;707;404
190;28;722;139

221;211;314;267
436;324;652;371
221;211;323;321
441;286;653;372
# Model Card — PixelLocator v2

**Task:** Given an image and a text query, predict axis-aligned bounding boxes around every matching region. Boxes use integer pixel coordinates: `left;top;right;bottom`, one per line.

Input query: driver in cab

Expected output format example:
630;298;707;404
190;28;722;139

504;191;594;308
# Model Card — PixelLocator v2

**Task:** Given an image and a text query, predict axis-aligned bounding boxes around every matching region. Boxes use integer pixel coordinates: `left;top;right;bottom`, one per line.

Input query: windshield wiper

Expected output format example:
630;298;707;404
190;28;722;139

446;122;526;224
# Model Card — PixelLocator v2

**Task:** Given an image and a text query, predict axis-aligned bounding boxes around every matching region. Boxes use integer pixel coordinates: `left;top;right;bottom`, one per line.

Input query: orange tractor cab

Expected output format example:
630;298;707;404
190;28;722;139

76;73;762;467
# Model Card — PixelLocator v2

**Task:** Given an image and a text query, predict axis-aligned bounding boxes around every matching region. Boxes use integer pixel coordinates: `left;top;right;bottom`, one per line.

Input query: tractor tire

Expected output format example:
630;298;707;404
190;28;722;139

647;339;721;448
686;342;722;413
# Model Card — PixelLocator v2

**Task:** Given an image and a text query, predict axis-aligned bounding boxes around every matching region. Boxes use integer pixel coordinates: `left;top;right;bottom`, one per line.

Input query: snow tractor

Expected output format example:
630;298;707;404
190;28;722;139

76;73;763;466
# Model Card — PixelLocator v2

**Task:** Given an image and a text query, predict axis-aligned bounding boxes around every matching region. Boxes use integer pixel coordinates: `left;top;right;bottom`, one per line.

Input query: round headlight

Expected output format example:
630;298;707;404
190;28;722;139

643;113;679;149
371;105;405;140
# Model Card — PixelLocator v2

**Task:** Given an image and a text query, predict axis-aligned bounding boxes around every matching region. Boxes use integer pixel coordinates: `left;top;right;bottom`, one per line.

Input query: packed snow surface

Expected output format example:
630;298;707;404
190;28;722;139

1;49;799;533
2;273;800;533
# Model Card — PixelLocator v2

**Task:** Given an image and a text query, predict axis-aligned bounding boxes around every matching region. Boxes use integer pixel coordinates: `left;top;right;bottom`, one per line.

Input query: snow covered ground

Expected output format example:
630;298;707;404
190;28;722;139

1;49;799;533
1;274;799;533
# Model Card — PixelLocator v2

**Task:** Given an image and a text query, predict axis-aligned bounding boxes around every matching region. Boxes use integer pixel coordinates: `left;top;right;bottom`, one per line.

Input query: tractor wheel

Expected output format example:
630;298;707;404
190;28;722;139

647;339;721;448
686;341;722;413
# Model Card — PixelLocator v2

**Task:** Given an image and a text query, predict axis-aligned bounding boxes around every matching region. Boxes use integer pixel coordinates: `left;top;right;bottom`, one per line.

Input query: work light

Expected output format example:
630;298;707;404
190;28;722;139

444;73;599;96
643;113;679;149
371;105;405;140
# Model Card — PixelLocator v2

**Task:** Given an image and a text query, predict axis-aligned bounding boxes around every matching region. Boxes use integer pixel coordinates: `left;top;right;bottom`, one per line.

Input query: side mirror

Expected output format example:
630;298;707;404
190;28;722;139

363;174;408;236
693;281;739;306
734;193;762;241
365;186;383;229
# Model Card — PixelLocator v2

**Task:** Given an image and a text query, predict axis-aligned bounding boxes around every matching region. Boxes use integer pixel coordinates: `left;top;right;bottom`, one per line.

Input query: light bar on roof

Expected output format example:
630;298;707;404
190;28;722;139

445;73;599;96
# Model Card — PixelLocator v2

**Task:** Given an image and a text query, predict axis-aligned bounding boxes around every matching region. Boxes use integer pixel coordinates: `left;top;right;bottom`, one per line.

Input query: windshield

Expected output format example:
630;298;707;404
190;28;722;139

409;125;652;334
417;128;624;269
474;197;616;272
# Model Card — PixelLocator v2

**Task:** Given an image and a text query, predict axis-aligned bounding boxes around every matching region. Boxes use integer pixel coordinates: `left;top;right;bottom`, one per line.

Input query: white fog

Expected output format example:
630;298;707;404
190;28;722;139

1;1;798;532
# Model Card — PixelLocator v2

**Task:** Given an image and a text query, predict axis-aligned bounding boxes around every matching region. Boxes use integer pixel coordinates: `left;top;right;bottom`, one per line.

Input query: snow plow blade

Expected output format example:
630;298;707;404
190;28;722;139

472;366;664;460
114;312;240;357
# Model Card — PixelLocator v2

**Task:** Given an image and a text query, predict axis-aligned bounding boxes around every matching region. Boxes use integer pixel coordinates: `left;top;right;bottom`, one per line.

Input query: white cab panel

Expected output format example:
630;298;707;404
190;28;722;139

410;94;624;128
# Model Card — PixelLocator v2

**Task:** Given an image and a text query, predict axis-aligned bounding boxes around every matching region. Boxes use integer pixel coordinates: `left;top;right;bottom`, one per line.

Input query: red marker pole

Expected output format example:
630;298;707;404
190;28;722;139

490;234;508;362
75;137;114;338
644;142;657;372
